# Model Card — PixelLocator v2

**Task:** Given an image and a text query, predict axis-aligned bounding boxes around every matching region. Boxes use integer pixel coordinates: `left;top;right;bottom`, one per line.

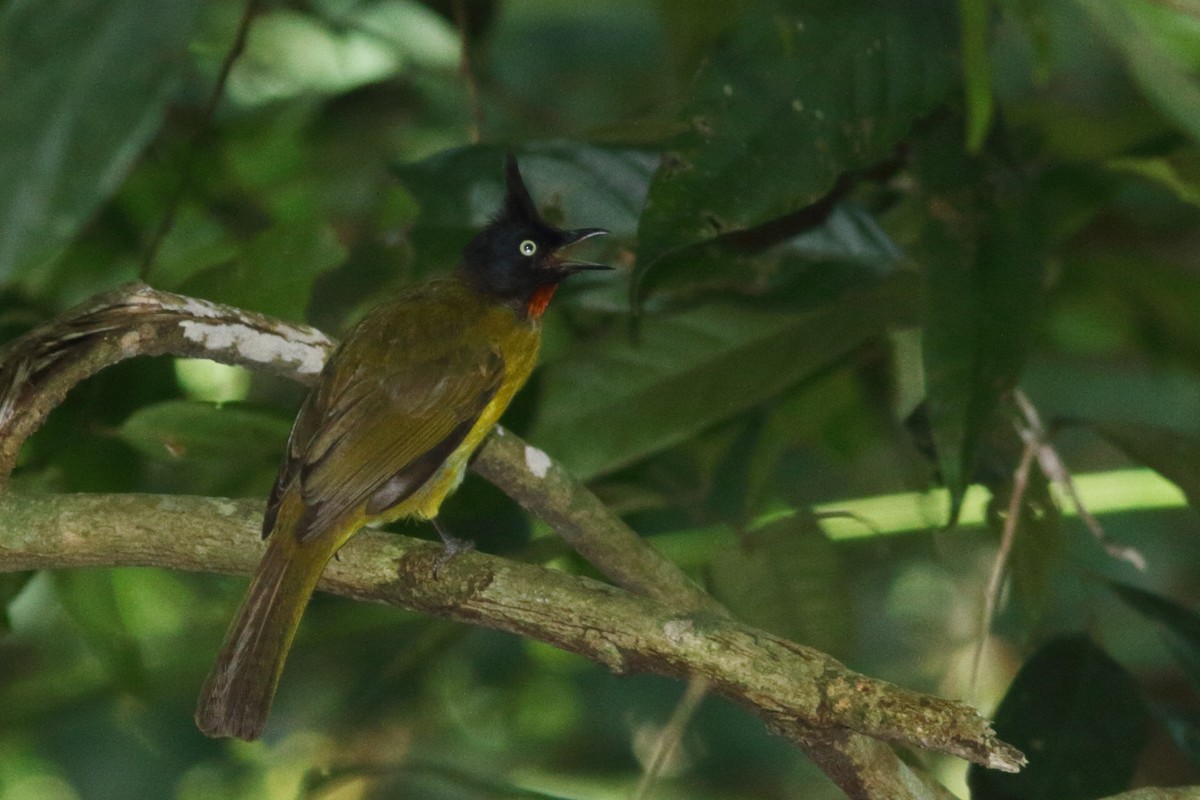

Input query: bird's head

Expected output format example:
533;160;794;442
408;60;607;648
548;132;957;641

459;154;609;318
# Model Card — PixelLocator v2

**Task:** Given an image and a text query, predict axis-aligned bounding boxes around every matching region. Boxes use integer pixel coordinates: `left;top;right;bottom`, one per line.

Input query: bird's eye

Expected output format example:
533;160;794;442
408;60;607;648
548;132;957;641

519;239;537;257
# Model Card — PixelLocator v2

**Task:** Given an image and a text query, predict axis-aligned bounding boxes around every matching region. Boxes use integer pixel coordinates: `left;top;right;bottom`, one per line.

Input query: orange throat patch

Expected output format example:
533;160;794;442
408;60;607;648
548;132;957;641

527;284;558;319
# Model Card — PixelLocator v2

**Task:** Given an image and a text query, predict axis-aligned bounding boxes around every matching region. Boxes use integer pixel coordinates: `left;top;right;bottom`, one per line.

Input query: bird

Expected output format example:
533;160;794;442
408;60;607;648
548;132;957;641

194;154;609;740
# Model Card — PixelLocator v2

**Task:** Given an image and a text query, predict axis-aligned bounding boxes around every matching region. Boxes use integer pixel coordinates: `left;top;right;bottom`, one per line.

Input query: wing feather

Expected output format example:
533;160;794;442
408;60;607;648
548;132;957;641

264;286;506;544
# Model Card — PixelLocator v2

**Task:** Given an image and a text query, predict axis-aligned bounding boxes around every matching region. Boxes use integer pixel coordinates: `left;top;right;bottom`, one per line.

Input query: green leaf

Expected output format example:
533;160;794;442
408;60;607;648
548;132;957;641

225;6;454;107
529;273;917;481
118;400;290;496
967;635;1148;800
915;125;1046;522
958;0;995;152
1107;151;1200;208
52;571;147;693
0;572;35;634
142;203;240;291
1111;582;1200;694
0;0;202;283
119;400;291;465
1092;421;1200;511
638;200;903;302
1080;0;1200;146
707;515;849;654
635;0;957;287
177;221;345;321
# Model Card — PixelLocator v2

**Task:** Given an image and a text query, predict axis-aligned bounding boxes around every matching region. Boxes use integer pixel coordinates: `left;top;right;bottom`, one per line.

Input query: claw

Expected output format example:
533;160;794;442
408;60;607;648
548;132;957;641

431;519;475;578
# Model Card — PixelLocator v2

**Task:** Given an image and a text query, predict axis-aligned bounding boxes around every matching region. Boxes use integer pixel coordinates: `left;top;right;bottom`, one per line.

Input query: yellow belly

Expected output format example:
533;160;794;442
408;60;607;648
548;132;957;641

384;308;540;522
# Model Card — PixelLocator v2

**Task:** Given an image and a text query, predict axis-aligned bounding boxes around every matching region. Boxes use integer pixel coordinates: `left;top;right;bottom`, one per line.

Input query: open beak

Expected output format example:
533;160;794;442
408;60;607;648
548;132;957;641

557;228;611;272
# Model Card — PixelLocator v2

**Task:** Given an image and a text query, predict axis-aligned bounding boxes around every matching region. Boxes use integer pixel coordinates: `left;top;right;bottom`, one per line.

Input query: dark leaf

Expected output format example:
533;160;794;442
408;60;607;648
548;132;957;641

916;124;1046;522
1111;581;1200;694
635;0;957;288
968;634;1148;800
1154;704;1200;773
639;200;903;302
529;273;917;480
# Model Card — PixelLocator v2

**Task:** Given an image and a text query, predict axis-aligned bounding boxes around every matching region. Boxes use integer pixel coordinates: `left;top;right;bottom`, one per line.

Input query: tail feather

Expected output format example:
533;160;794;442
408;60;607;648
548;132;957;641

195;532;331;740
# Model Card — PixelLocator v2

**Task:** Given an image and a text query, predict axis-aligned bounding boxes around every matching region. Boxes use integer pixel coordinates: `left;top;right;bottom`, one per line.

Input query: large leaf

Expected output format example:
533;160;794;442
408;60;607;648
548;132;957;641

968;635;1148;800
915;123;1046;522
118;400;291;496
118;400;292;465
0;0;202;283
1092;421;1200;511
707;514;849;655
52;571;147;694
638;200;904;302
528;273;917;481
634;0;958;287
1081;0;1200;147
1111;582;1200;694
177;221;346;321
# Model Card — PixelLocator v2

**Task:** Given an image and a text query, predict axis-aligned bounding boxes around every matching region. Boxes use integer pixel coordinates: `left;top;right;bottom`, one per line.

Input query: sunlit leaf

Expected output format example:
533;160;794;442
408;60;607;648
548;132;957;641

1091;421;1200;511
0;0;202;283
968;635;1148;800
226;7;449;107
958;0;995;152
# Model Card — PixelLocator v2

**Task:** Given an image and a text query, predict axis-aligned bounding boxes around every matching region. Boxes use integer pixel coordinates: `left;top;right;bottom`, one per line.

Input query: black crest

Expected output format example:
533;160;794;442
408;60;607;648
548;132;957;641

458;154;609;308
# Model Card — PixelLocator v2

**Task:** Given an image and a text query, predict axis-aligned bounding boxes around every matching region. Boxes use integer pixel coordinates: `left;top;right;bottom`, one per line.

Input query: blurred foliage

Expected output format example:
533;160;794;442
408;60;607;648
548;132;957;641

2;0;1200;797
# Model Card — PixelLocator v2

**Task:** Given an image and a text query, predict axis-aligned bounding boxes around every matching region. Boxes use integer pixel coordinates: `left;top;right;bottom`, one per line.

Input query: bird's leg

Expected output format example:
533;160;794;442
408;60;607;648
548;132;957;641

431;518;474;576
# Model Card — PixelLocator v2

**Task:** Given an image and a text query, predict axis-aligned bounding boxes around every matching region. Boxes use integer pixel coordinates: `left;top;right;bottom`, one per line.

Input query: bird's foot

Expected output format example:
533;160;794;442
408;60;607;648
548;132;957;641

431;519;475;577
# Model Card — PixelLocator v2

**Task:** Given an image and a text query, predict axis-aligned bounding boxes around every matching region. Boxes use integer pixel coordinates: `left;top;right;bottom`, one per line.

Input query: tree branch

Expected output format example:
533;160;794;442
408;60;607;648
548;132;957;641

0;283;1025;797
0;492;1022;776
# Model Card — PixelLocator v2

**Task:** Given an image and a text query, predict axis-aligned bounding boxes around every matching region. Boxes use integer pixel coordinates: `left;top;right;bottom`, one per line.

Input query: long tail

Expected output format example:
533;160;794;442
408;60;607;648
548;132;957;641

195;522;334;740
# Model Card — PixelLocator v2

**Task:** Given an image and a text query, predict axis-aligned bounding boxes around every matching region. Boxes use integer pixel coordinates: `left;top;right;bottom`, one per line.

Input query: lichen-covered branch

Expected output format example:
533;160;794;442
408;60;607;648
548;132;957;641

0;282;1026;798
0;492;1024;774
0;282;332;479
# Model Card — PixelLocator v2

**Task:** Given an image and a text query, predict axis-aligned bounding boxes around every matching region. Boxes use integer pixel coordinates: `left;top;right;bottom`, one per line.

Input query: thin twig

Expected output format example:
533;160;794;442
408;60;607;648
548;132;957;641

1014;390;1145;570
453;0;484;143
632;676;710;800
139;0;257;277
971;435;1037;695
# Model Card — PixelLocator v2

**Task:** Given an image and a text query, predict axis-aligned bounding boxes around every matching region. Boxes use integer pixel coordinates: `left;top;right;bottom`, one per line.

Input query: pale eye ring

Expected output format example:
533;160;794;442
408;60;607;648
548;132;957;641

519;239;537;257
